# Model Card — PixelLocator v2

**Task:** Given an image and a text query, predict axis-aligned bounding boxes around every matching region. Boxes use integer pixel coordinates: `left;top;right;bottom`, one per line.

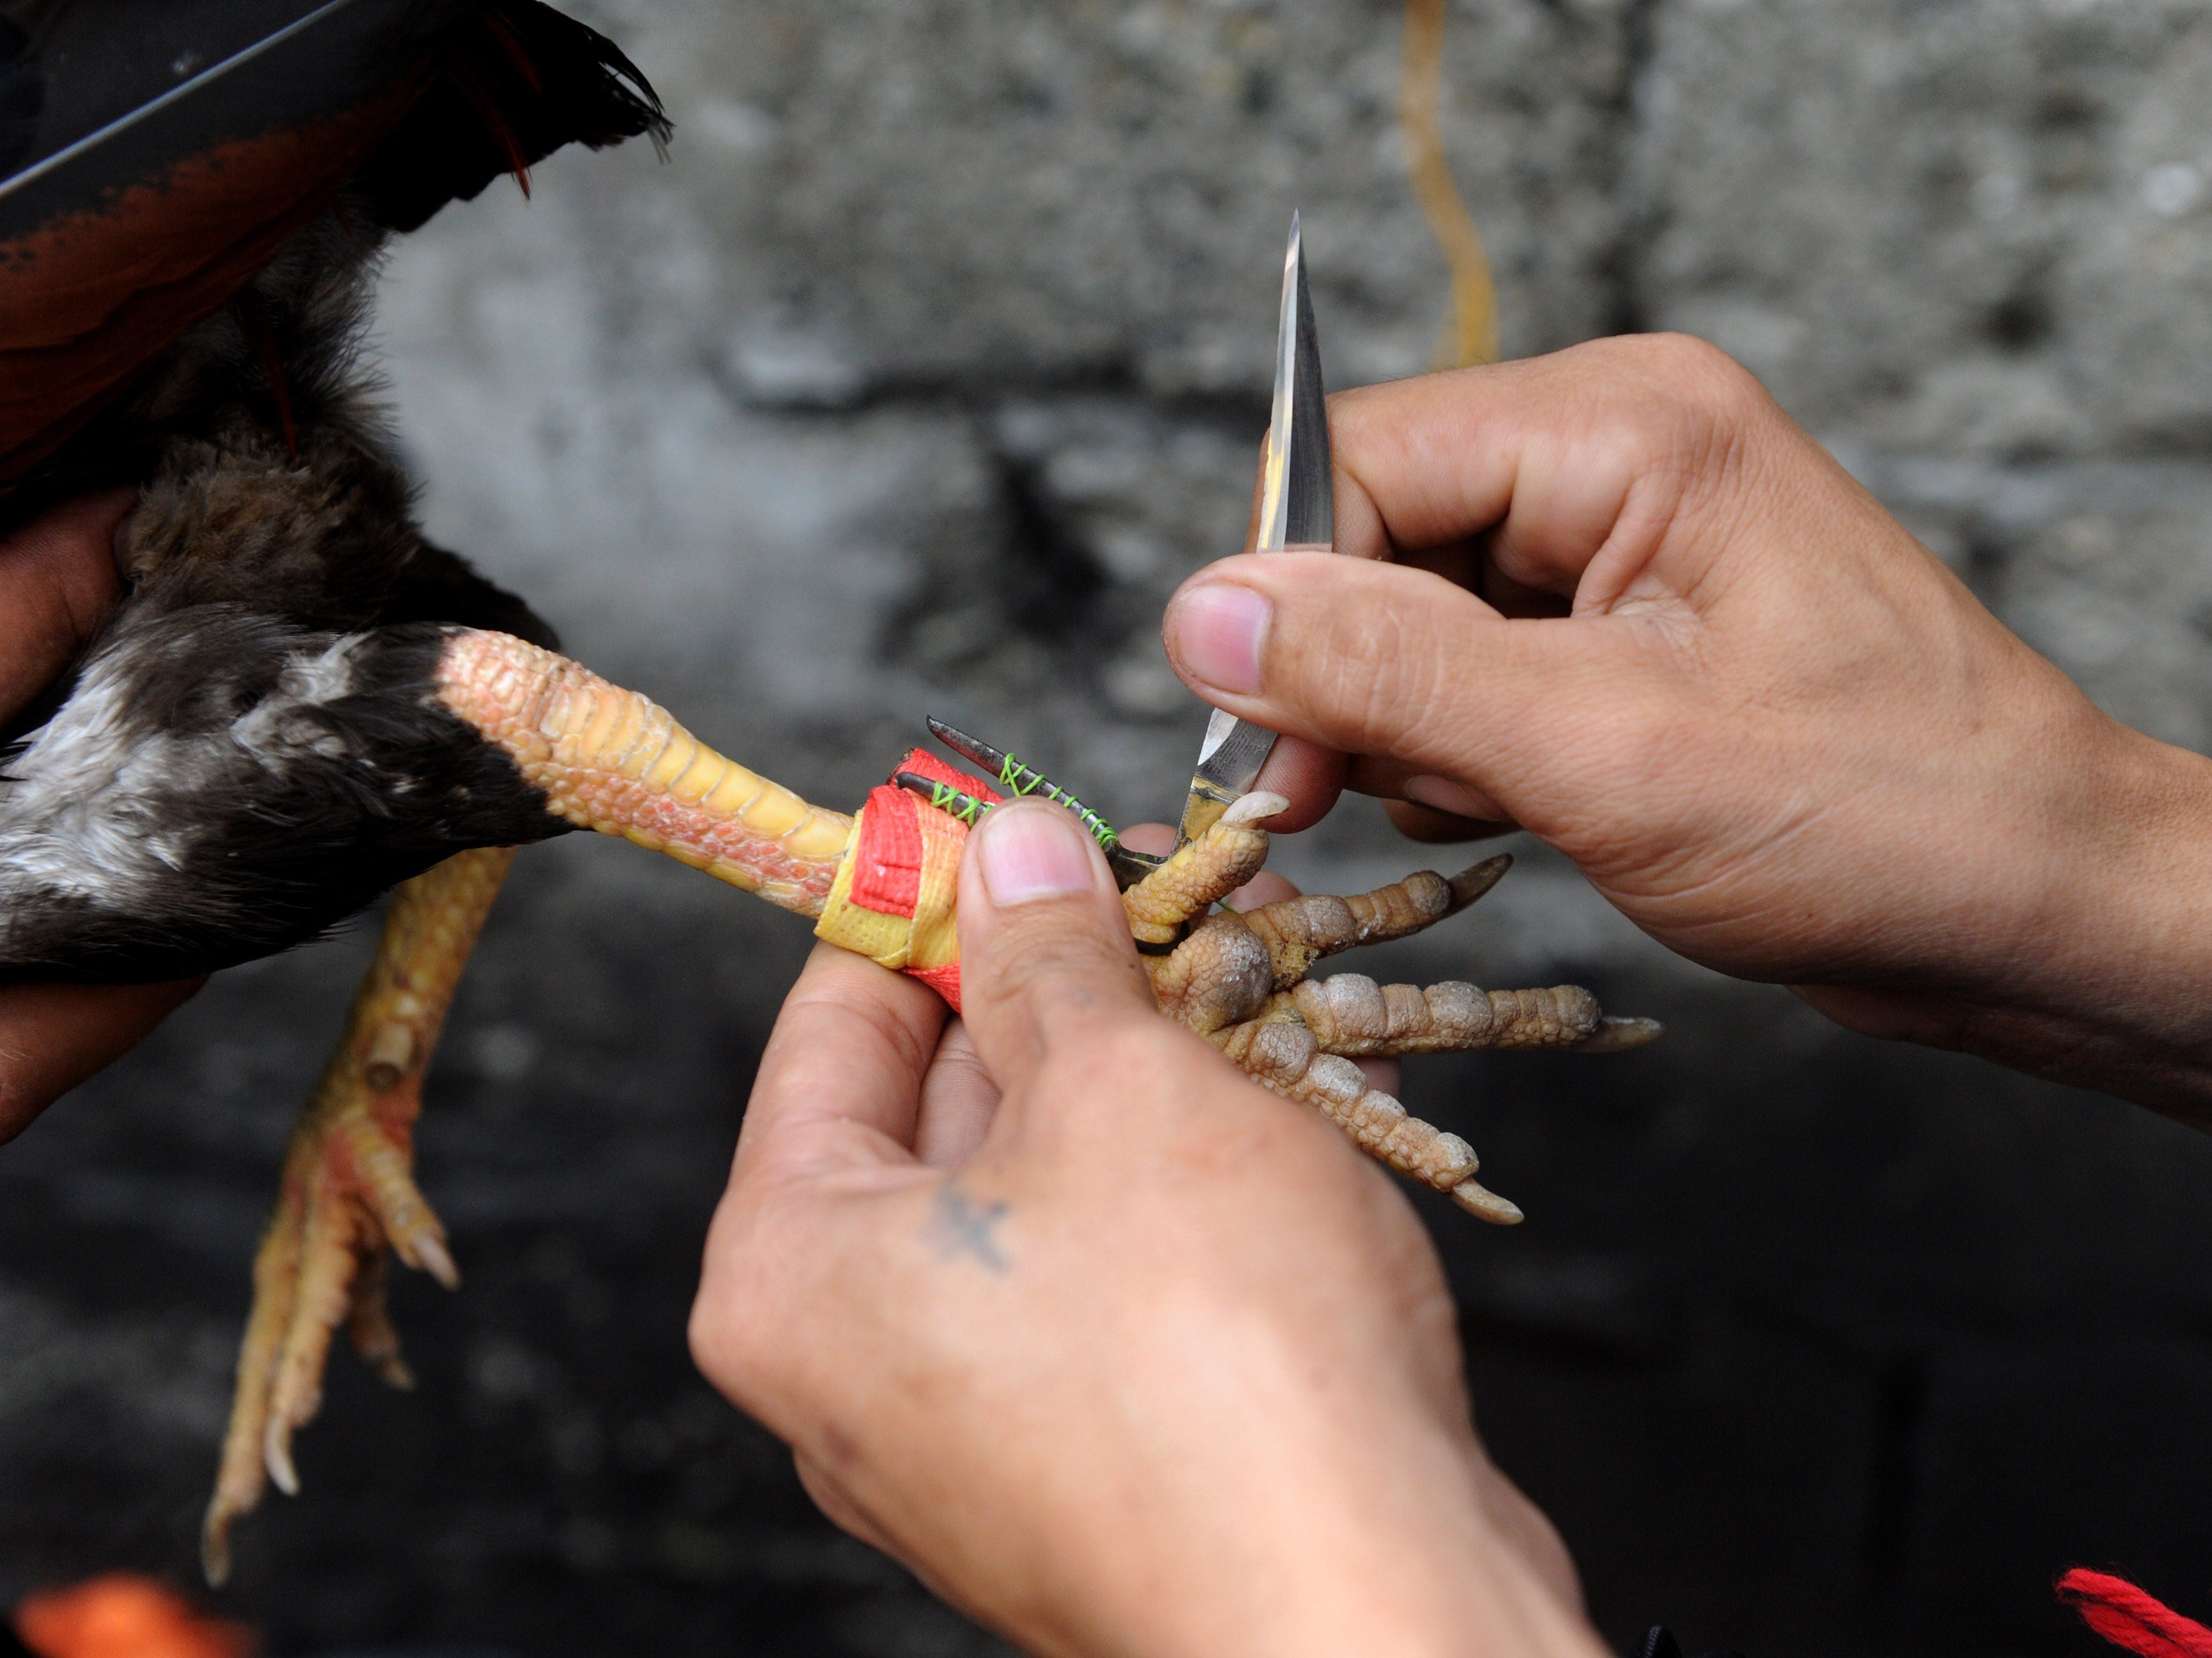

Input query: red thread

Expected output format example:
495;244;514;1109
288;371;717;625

848;751;1000;917
851;785;923;916
2058;1569;2212;1658
890;749;997;1009
448;63;531;196
481;12;542;92
233;296;297;460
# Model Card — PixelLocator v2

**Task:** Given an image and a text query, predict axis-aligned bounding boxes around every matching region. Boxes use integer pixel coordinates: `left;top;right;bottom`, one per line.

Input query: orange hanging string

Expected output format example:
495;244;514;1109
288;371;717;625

1400;0;1499;369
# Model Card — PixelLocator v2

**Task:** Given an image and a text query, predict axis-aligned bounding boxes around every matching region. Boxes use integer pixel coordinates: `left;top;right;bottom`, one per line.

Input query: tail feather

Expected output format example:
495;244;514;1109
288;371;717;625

355;3;671;233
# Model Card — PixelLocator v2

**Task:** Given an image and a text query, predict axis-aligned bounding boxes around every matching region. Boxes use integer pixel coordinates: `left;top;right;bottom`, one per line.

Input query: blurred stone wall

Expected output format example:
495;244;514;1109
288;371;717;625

8;1;2212;1654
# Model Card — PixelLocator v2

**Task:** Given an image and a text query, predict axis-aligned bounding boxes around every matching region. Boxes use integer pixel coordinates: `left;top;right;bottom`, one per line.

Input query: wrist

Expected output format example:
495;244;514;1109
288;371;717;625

1025;1403;1604;1658
1949;714;2212;1119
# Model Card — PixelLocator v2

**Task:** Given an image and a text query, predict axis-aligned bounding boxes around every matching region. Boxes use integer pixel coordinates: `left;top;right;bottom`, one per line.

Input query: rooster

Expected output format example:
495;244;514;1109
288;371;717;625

0;0;1658;1587
1;0;673;1581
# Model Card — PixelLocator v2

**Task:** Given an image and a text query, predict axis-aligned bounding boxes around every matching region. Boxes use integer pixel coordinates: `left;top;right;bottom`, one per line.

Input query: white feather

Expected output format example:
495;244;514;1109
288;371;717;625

0;633;374;921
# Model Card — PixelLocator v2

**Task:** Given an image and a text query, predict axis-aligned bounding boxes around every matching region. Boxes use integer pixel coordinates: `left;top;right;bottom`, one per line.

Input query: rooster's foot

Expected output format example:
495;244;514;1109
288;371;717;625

1128;799;1661;1224
201;847;510;1585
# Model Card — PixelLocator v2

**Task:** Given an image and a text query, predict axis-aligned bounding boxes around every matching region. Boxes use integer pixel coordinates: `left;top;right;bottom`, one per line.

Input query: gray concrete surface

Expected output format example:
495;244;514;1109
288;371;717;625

8;1;2212;1653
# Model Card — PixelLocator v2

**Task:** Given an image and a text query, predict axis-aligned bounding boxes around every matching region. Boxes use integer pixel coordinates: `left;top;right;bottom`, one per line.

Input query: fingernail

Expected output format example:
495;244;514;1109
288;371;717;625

1168;582;1270;695
976;804;1099;907
1405;776;1491;818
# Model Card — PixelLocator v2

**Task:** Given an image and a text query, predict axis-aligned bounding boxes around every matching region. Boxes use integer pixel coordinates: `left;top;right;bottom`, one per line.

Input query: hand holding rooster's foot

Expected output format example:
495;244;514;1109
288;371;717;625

0;493;202;1143
691;799;1608;1658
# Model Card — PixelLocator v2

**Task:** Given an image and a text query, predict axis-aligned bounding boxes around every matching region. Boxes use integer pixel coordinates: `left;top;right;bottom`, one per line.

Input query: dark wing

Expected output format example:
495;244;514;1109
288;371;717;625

0;0;667;492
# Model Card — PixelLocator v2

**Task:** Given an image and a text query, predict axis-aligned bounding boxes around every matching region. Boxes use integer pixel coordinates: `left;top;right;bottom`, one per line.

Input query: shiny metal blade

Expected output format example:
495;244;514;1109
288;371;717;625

1255;211;1332;553
1175;213;1334;847
1175;707;1279;841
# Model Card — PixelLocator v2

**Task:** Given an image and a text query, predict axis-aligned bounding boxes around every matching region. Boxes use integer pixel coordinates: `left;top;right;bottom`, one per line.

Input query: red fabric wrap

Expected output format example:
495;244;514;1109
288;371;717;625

846;748;1000;925
910;963;965;1008
898;748;1002;804
2059;1570;2212;1658
850;785;923;916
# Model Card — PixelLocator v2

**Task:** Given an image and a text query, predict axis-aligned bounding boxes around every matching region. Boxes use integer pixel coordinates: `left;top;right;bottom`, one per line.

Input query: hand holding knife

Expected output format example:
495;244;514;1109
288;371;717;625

1173;211;1336;847
920;213;1340;880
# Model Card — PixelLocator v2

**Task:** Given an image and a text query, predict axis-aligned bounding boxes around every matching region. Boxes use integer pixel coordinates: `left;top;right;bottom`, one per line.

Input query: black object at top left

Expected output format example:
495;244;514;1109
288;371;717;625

0;0;667;493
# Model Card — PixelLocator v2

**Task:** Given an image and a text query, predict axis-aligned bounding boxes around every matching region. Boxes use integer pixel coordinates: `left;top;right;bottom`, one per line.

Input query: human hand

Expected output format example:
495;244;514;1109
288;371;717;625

690;800;1603;1658
0;491;202;1142
1164;335;2212;1121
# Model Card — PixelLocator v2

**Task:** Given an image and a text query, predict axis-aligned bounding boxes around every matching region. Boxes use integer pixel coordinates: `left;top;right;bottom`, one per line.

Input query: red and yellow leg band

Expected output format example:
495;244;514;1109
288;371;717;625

813;749;1001;1011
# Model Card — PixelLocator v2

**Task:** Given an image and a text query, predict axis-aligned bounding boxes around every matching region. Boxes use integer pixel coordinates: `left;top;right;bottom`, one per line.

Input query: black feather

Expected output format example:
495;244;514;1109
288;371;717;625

0;5;667;983
0;18;39;179
0;617;572;985
0;1;664;490
355;1;670;234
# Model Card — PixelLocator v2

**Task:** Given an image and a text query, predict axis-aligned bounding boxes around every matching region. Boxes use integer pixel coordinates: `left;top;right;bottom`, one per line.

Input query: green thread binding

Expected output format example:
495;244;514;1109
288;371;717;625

927;779;984;826
999;753;1120;850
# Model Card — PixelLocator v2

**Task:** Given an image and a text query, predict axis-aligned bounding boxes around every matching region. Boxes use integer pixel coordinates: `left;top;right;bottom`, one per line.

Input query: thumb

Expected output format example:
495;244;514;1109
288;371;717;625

954;800;1157;1103
1159;553;1636;810
0;489;130;721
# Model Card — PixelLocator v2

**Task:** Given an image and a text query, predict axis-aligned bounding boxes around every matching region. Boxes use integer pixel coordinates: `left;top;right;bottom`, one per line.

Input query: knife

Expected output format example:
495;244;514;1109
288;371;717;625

1173;210;1334;847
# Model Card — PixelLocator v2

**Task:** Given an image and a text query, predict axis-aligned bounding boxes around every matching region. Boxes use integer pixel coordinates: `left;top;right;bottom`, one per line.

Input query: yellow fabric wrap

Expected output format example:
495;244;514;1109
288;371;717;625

813;795;966;976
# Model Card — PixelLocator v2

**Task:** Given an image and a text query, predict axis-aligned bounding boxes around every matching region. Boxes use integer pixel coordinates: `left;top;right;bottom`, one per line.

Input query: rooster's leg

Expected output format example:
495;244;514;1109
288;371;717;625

201;845;514;1585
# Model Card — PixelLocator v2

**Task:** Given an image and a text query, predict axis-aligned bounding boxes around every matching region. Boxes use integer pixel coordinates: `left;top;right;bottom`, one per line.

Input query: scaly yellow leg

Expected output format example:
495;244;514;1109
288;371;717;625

190;631;1665;1573
432;633;1665;1230
201;846;513;1586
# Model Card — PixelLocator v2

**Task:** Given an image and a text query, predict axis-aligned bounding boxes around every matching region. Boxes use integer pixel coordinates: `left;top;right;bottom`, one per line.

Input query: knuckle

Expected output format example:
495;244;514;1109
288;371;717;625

685;1295;736;1384
689;1227;798;1405
1624;330;1741;383
1591;334;1768;452
1606;330;1749;394
1652;337;1771;449
1563;335;1775;528
687;1282;758;1399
